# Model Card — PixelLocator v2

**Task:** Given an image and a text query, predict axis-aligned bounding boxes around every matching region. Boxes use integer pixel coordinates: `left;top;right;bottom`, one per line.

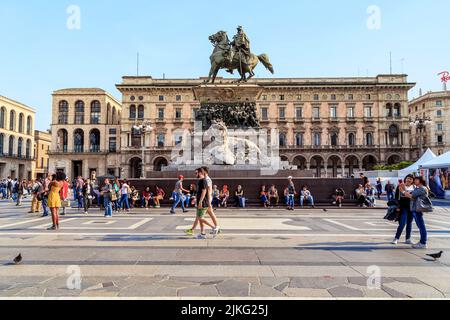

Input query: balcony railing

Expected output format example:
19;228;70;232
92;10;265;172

48;149;108;155
0;153;34;160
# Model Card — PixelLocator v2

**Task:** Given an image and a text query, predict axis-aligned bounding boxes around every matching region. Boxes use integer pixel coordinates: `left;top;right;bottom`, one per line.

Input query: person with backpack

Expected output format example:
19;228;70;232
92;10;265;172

391;174;415;245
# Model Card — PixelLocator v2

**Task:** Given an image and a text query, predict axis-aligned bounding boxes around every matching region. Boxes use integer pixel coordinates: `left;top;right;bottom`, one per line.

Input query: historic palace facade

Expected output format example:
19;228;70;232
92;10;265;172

48;75;415;180
48;89;122;180
409;91;450;157
0;95;36;180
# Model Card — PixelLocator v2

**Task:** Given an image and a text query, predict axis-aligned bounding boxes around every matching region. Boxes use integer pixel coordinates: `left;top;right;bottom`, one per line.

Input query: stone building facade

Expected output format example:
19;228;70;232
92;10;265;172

0;95;36;180
116;75;415;178
34;130;51;179
48;89;122;180
408;91;450;157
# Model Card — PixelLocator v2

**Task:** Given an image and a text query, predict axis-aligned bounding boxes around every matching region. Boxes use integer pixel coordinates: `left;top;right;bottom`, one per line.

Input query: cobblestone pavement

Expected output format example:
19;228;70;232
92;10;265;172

1;198;450;299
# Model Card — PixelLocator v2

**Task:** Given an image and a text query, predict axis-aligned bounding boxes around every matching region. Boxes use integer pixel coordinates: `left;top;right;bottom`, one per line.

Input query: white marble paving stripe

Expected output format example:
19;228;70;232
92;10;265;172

0;218;46;229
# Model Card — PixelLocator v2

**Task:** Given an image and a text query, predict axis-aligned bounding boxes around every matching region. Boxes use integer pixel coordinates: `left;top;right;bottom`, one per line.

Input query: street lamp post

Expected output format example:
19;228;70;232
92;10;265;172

133;121;153;179
409;116;432;157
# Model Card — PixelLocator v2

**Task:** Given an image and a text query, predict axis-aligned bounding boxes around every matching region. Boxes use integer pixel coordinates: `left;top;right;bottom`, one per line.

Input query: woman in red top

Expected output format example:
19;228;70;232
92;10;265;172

60;178;69;216
143;187;152;210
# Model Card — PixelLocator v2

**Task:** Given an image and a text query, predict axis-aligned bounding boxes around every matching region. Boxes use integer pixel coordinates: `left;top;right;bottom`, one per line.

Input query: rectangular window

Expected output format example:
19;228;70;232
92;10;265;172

158;108;165;120
192;108;199;120
109;137;117;152
176;95;182;102
364;106;372;117
279;95;285;101
295;133;303;146
261;107;268;120
175;108;182;120
262;95;267;101
313;94;319;101
437;110;443;118
295;107;303;119
331;94;336;101
436;100;443;107
313;107;320;119
437;123;444;131
348;94;354;100
279;107;285;120
438;135;444;143
330;106;337;118
109;128;117;135
296;95;302;101
159;95;165;102
347;107;355;118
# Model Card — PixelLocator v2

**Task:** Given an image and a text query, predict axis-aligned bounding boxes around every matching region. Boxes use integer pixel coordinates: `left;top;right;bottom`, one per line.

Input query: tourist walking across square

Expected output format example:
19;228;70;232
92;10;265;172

170;175;189;214
102;178;113;217
287;176;296;210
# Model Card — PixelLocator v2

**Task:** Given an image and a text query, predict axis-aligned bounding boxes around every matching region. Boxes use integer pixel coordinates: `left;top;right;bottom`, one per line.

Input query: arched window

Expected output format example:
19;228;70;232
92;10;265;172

389;124;400;146
157;134;165;148
26;116;32;135
313;132;321;146
394;103;401;117
57;129;68;152
74;129;84;152
75;101;85;124
129;105;136;119
366;133;373;146
112;107;116;124
386;103;393;117
330;133;338;146
58;101;69;124
138;105;144;119
295;133;303;146
279;133;287;147
0;133;4;155
8;136;14;156
9;110;15;131
90;101;101;124
18;113;24;133
348;133;356;146
17;138;23;158
89;129;100;152
0;107;5;129
26;139;31;159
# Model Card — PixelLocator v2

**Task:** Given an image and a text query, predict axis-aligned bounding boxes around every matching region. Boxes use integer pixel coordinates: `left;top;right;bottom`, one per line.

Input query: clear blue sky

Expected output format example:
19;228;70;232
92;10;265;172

1;0;449;131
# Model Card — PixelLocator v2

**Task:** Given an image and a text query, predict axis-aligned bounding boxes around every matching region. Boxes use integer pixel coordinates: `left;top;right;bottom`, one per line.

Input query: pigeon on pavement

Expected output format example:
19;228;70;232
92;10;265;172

13;253;22;265
426;251;443;261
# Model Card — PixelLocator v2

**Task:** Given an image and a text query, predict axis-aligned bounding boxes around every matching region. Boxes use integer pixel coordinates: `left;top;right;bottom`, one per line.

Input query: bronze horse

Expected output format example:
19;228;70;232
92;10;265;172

207;31;274;83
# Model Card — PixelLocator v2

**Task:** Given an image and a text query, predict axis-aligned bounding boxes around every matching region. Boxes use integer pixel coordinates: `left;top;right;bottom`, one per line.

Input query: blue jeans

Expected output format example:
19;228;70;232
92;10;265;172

261;195;268;204
288;194;295;208
395;208;413;240
387;192;395;201
42;196;49;216
238;197;246;208
172;193;185;211
119;194;130;210
104;197;112;217
413;211;427;245
300;196;314;206
184;195;191;207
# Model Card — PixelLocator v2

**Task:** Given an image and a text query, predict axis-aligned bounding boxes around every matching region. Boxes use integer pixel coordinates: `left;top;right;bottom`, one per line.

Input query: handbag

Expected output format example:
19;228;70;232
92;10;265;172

415;196;433;213
61;200;71;207
111;193;117;201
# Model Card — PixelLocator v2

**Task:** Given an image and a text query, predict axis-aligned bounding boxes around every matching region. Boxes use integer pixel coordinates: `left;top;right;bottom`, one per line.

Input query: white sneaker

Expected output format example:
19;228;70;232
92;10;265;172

391;238;398;245
196;233;207;240
210;226;221;235
405;239;413;245
412;242;427;249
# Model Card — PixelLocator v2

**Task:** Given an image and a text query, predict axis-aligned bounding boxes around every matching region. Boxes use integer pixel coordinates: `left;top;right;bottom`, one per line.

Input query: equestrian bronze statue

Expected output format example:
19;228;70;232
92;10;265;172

207;27;274;83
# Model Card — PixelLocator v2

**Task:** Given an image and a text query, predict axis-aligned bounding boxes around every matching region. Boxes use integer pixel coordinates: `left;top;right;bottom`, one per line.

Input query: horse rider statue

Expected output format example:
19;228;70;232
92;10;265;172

227;26;251;74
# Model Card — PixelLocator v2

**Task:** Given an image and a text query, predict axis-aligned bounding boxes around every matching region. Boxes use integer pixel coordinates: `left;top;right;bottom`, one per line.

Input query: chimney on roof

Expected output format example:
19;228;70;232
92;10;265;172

419;88;422;96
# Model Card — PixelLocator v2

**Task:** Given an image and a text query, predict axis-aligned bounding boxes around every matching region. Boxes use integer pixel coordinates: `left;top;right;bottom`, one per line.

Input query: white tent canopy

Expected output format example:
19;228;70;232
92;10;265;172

398;148;436;177
420;150;450;169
